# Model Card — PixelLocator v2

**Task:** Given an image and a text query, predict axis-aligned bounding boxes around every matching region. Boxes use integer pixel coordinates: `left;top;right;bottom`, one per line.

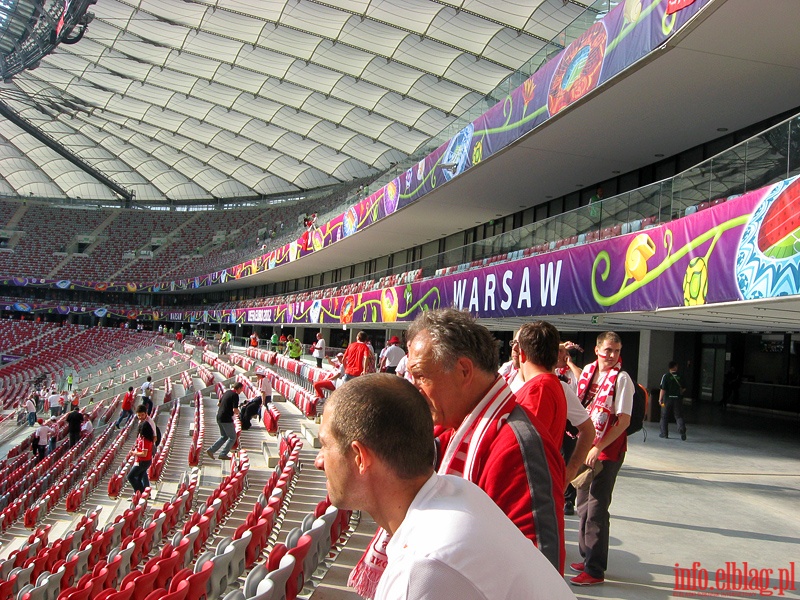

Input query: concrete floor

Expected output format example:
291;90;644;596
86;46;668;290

566;408;800;599
312;404;800;599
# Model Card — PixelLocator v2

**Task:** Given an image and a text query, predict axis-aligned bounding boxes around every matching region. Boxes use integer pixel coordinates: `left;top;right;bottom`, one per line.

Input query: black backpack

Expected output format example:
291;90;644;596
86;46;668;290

620;374;648;436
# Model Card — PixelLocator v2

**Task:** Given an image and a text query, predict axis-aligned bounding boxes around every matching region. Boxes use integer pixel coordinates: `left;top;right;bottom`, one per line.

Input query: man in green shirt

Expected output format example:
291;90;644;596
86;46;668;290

659;361;687;440
270;332;280;351
220;329;232;354
285;335;303;360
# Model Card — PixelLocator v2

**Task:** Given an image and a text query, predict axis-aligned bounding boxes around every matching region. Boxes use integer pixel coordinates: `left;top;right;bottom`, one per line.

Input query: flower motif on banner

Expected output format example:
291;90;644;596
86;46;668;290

340;296;356;324
311;229;325;252
472;140;483;166
593;208;749;307
381;287;399;322
623;0;643;23
343;207;358;237
683;257;708;305
522;79;536;109
735;176;800;300
624;234;656;281
384;179;400;216
548;22;607;117
309;299;323;323
440;124;474;182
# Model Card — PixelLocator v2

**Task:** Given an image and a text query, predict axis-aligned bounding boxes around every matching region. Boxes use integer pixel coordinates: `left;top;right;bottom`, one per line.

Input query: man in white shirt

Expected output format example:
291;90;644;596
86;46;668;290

315;374;575;600
379;336;405;374
311;332;326;368
48;391;62;417
140;377;155;415
34;420;54;462
25;397;37;427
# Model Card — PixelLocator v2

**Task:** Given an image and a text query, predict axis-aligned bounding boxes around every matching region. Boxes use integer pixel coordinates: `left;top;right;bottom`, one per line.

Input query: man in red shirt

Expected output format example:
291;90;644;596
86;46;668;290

405;309;565;573
514;321;567;448
115;386;135;429
342;331;374;382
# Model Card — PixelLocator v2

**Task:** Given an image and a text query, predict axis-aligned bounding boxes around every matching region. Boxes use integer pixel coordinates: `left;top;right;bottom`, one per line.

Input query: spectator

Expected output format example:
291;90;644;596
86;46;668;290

25;396;37;427
314;353;345;399
342;331;374;382
47;390;61;417
127;406;155;494
65;405;84;448
206;382;243;461
659;361;687;440
258;369;272;405
34;419;53;462
47;416;58;455
115;386;135;429
311;332;326;368
401;309;564;573
572;332;634;586
140;377;154;416
285;335;302;360
379;336;405;374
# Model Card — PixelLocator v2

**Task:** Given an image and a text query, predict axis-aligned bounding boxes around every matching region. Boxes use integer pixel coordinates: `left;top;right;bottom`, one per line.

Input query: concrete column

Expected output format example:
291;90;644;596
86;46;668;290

638;329;675;392
638;330;676;422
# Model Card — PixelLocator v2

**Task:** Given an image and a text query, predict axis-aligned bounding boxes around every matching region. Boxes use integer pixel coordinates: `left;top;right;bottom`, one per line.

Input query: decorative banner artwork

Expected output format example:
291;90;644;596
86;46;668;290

4;176;800;324
233;179;796;324
0;0;713;296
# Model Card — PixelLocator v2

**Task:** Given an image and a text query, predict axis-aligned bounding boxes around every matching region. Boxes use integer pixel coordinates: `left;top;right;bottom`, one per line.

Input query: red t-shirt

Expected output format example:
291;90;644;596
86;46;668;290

343;342;371;376
135;436;153;462
122;391;134;411
514;373;567;449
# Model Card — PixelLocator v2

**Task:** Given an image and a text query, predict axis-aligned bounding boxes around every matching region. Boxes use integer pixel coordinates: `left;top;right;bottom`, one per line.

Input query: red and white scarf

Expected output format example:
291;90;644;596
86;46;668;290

348;377;516;598
577;359;622;445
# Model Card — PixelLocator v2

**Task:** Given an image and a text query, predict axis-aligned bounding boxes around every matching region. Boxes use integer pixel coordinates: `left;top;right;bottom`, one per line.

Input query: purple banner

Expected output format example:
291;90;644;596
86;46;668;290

239;179;794;325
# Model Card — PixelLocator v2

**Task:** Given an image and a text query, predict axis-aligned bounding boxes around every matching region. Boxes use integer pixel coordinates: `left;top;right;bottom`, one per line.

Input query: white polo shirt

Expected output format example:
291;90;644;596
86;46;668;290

377;474;575;600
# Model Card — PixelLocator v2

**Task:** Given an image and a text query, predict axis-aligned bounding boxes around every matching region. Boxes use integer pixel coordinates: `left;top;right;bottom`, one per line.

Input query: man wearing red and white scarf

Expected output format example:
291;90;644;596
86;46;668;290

348;309;565;598
570;332;634;587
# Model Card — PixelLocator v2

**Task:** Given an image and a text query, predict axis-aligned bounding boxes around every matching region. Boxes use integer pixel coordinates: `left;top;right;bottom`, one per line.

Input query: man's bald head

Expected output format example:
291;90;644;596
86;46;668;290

326;374;434;479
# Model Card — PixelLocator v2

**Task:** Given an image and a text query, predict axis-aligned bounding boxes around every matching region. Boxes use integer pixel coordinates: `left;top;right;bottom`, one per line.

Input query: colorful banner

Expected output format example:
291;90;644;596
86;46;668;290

0;0;712;295
233;178;798;325
4;175;800;325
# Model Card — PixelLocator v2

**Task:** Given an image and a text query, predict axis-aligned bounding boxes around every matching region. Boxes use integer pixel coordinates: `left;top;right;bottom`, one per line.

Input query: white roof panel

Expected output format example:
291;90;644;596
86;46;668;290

0;0;585;200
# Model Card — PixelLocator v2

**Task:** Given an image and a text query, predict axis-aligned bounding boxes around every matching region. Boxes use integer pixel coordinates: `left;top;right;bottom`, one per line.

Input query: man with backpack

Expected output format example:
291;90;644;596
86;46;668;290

571;331;634;587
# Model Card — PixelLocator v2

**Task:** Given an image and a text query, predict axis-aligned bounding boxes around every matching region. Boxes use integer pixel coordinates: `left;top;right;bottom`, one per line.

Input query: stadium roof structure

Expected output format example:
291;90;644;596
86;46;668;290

0;0;588;202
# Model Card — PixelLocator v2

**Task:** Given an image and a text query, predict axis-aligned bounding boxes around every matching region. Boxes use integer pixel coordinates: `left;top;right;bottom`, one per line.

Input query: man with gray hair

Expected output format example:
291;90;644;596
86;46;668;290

403;308;565;570
317;374;575;600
